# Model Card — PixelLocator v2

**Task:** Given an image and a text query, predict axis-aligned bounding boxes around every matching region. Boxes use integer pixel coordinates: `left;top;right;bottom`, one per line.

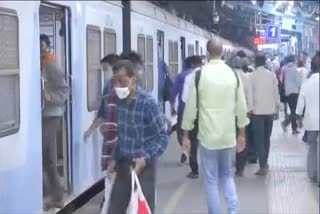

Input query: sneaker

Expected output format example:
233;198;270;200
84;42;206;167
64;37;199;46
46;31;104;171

255;168;268;176
293;130;300;135
186;172;199;179
235;170;244;177
180;153;187;164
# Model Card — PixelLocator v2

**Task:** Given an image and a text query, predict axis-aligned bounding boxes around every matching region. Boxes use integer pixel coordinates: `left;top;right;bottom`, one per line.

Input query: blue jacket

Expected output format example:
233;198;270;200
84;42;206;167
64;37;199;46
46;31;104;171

171;68;193;115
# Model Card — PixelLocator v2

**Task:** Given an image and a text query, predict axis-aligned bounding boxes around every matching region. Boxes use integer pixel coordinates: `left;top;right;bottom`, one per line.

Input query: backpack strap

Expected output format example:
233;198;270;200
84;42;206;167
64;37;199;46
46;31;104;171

193;69;201;134
195;69;201;113
231;69;240;102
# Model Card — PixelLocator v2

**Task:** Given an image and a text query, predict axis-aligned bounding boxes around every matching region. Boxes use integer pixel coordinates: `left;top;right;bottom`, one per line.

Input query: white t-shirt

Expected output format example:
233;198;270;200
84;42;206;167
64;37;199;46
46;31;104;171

182;67;201;103
296;73;319;131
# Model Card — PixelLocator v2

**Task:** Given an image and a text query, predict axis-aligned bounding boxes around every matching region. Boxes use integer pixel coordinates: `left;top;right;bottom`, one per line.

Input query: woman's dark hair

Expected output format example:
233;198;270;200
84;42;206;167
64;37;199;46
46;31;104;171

112;60;136;77
184;56;193;69
237;50;246;58
40;34;50;47
255;52;266;68
190;55;203;68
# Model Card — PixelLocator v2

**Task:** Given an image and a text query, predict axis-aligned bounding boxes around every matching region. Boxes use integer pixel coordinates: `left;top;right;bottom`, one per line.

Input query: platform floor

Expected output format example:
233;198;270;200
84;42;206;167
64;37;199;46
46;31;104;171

74;120;319;214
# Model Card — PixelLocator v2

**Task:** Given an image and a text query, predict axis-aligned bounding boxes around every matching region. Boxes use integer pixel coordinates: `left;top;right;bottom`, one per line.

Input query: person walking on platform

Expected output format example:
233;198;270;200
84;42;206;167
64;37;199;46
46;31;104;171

181;55;203;178
171;56;194;164
40;34;70;210
276;59;289;119
296;51;320;184
84;54;120;142
107;60;168;214
281;55;303;135
230;56;254;176
250;52;280;176
182;38;248;214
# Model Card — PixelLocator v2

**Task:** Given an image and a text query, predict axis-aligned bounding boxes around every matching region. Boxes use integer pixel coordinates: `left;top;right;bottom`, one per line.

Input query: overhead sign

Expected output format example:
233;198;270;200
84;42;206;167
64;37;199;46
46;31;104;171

266;24;280;41
254;36;266;45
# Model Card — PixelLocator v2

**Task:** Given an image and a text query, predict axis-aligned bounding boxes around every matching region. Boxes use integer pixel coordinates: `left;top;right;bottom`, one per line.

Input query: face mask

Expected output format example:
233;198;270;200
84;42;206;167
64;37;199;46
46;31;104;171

115;87;130;99
115;79;132;99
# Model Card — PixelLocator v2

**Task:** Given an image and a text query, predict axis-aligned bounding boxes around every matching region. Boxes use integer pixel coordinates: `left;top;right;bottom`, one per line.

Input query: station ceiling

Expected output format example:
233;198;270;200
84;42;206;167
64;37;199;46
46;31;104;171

150;0;320;50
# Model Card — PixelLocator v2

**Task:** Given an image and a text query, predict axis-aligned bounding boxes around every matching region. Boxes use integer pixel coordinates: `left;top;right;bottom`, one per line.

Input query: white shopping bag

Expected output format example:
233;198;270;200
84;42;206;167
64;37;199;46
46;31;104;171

101;172;115;214
127;170;152;214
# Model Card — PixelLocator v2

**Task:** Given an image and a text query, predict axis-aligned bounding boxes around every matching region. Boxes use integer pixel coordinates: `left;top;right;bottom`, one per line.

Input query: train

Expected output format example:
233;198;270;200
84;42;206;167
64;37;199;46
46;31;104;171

0;1;252;212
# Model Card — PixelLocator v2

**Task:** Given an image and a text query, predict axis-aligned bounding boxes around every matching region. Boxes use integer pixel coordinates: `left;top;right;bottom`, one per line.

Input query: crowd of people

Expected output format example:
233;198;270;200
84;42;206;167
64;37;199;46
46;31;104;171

41;30;319;213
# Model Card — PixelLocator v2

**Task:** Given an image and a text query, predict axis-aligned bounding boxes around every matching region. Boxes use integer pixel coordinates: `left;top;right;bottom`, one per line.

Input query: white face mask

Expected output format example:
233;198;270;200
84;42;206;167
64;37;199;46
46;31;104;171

115;87;130;99
115;80;132;99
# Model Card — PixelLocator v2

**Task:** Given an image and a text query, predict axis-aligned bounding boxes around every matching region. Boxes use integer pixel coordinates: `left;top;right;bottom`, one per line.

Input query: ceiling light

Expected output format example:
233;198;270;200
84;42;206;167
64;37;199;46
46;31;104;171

251;0;256;5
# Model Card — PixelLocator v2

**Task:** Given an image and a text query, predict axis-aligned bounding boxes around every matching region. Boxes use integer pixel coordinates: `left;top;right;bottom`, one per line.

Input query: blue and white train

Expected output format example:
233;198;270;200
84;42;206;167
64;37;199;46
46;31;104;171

0;1;252;213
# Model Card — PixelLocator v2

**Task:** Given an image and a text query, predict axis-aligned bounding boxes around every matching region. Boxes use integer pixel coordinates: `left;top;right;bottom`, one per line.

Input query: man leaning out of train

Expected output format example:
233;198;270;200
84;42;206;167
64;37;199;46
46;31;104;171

106;59;169;213
40;34;70;210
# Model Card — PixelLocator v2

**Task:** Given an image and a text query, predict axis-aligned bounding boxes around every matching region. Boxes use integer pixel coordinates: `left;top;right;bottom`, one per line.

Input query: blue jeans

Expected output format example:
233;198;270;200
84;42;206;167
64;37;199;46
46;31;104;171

199;144;239;214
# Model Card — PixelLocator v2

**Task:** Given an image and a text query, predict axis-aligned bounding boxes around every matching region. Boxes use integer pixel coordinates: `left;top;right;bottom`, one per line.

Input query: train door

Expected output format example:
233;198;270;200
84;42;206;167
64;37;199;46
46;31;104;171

157;30;164;63
195;40;199;55
180;36;186;65
39;3;72;206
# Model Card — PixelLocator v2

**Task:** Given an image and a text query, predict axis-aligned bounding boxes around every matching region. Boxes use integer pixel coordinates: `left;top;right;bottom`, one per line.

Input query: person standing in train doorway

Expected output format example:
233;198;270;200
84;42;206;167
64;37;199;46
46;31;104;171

250;52;280;176
106;60;168;214
40;34;70;210
182;38;248;214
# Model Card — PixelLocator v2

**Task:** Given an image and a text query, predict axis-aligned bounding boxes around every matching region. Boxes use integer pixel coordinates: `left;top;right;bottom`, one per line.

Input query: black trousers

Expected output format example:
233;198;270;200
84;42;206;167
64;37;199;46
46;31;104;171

108;160;156;214
176;112;183;147
236;122;255;172
177;112;199;174
287;93;299;132
189;128;199;174
251;115;274;169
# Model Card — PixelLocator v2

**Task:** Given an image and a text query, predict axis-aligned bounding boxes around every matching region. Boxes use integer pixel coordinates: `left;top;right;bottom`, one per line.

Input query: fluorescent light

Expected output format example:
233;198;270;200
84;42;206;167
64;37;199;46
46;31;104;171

257;44;279;49
251;0;256;5
315;17;319;21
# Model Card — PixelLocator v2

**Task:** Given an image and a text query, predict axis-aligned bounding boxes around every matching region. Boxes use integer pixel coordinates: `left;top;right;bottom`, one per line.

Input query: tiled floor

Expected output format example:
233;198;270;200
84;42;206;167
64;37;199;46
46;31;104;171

75;120;319;214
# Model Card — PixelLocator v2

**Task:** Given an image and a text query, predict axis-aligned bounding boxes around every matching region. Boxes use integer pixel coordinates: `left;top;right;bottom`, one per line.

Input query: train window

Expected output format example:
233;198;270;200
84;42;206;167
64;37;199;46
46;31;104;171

0;11;20;137
201;47;203;56
103;28;116;83
137;34;146;89
146;36;153;92
104;28;116;55
168;40;179;80
86;25;102;112
188;44;194;57
195;41;199;55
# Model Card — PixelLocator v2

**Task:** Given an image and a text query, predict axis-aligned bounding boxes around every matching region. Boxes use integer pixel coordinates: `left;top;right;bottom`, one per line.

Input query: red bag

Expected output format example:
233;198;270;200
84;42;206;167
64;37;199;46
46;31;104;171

127;170;152;214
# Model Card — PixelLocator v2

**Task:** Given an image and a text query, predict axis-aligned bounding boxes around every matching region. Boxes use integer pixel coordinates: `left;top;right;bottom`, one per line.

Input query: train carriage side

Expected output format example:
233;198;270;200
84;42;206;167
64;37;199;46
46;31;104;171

0;1;43;213
130;1;209;125
0;1;124;212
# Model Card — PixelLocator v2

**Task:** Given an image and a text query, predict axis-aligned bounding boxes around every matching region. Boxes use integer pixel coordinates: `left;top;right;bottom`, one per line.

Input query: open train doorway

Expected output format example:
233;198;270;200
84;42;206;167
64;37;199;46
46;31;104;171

39;3;72;210
180;37;186;68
